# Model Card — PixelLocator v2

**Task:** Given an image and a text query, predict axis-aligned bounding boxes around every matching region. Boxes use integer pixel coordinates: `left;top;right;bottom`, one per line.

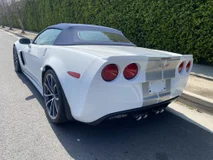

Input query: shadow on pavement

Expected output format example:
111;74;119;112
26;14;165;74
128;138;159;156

17;73;213;160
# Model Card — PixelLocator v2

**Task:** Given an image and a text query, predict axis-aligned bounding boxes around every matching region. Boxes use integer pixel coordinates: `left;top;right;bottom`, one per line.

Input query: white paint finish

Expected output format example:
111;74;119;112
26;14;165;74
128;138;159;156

14;39;193;123
22;44;46;84
66;45;183;59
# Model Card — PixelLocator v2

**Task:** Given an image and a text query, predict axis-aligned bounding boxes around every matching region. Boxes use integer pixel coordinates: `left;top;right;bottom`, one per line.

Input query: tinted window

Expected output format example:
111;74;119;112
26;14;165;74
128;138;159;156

34;29;62;45
77;31;131;43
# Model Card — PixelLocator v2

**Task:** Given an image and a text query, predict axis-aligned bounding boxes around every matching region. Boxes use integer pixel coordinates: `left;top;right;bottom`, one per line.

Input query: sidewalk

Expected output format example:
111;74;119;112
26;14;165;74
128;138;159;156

181;64;213;114
1;27;37;40
1;26;213;113
186;64;213;99
191;64;213;80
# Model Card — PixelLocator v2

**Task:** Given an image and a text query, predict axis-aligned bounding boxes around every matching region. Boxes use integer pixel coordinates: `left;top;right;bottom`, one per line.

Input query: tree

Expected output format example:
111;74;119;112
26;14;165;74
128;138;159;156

0;0;6;28
0;0;13;30
11;0;25;33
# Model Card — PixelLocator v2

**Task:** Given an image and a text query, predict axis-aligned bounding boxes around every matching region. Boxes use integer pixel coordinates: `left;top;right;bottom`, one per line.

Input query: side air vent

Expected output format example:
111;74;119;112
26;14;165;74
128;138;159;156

20;51;25;65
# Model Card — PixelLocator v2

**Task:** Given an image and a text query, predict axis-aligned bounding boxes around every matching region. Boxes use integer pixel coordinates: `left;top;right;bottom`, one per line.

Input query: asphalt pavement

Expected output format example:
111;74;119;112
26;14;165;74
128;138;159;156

0;29;213;160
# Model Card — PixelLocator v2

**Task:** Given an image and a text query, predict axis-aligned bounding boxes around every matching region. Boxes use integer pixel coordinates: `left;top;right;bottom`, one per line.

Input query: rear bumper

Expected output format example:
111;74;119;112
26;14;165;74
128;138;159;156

64;57;191;123
89;96;179;125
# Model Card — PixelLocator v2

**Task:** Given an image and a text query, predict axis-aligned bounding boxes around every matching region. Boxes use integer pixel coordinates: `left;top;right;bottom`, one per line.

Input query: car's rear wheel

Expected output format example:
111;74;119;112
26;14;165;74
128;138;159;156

43;69;67;123
13;46;21;73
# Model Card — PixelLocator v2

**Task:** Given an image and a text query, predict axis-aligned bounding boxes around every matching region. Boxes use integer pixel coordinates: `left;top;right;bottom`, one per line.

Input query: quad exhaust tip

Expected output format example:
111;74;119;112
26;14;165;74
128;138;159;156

160;108;165;113
155;110;160;115
136;115;142;121
153;108;165;115
134;113;148;121
152;108;165;114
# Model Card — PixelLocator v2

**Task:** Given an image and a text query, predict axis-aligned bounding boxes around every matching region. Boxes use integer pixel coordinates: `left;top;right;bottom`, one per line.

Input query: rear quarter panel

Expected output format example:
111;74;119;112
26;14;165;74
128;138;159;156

42;46;105;117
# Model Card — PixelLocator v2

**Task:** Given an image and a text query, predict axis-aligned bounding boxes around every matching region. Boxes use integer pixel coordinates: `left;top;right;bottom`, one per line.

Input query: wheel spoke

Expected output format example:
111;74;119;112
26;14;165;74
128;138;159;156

44;74;59;119
50;77;54;89
47;75;55;93
46;98;54;107
44;83;53;94
50;99;55;116
53;99;59;113
51;100;55;117
47;76;52;90
13;53;18;62
44;93;53;97
53;84;57;93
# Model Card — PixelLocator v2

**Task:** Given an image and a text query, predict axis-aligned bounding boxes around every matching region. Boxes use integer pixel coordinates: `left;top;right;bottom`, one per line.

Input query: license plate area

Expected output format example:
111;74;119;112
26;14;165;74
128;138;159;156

149;80;166;94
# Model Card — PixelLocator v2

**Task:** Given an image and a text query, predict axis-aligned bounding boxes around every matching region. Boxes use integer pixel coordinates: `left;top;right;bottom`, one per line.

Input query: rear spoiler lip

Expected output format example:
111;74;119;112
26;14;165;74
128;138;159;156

104;55;182;61
103;54;193;61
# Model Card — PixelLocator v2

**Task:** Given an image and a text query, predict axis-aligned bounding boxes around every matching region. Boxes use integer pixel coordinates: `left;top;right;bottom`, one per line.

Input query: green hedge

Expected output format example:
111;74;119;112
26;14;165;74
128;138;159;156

4;0;213;64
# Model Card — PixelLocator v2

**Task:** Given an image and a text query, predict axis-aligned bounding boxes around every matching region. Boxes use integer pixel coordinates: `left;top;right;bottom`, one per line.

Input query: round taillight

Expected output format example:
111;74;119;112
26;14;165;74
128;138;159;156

186;61;191;72
123;63;138;80
178;62;184;73
101;64;118;81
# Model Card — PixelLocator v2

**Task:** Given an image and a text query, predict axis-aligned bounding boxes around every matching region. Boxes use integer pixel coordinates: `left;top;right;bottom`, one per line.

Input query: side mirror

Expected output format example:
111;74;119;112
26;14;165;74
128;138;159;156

19;38;31;45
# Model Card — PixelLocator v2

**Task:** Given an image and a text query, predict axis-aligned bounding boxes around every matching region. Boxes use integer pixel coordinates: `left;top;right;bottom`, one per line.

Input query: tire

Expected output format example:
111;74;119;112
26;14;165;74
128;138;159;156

13;46;21;73
43;69;68;124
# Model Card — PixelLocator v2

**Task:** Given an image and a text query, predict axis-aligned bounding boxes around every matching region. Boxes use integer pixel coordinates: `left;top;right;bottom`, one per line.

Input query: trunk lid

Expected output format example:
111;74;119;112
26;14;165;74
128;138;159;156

67;45;182;80
67;45;181;59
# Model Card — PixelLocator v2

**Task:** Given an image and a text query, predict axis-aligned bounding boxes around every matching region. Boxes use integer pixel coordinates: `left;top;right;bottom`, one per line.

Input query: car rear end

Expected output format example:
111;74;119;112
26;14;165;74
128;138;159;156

69;48;193;123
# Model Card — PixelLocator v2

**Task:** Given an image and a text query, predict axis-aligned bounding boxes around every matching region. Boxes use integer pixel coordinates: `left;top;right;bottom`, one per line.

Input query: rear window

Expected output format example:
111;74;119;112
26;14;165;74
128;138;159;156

77;31;131;43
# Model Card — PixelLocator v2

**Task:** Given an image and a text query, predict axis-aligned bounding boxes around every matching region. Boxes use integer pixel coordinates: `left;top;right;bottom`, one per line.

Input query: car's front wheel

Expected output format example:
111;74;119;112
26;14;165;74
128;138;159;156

13;46;21;73
43;69;68;123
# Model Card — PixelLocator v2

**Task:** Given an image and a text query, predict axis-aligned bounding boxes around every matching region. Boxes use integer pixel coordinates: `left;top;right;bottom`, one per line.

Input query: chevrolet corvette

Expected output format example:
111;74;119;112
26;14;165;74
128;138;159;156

13;23;193;124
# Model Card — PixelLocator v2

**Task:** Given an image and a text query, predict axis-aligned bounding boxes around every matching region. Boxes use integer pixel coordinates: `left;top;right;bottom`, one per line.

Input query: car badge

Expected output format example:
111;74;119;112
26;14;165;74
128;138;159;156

164;60;170;68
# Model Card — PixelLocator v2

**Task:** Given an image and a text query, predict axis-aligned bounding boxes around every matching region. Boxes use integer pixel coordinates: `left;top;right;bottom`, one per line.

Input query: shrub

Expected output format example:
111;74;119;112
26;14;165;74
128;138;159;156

3;0;213;64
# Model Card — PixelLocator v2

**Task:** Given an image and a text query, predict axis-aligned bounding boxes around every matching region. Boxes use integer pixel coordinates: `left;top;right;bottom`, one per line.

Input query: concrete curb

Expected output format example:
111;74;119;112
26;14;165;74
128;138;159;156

178;90;213;114
1;27;37;40
190;72;213;81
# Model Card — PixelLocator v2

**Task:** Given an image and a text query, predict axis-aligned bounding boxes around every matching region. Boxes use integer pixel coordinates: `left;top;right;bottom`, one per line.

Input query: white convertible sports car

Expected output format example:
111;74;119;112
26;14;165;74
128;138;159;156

13;23;193;124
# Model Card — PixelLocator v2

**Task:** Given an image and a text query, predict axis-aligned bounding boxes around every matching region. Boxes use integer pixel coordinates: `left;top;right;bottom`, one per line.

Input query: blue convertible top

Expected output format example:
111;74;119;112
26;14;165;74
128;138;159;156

40;23;135;46
47;23;122;34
